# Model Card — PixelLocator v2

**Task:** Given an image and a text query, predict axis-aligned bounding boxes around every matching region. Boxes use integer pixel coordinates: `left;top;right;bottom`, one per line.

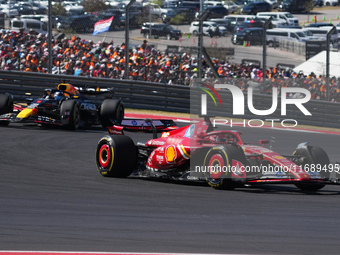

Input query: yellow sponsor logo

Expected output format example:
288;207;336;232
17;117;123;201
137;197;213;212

166;146;176;162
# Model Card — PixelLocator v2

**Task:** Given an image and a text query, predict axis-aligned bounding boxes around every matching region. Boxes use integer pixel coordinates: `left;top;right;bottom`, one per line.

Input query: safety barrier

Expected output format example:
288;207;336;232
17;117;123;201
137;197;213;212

0;70;339;128
0;70;190;113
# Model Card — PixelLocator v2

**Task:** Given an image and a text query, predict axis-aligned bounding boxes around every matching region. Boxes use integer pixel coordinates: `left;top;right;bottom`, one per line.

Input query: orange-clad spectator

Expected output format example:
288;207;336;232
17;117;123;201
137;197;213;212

0;31;337;102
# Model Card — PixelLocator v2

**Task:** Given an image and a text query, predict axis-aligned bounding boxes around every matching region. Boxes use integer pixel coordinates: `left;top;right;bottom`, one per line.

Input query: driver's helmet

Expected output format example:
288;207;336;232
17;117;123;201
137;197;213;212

54;91;65;101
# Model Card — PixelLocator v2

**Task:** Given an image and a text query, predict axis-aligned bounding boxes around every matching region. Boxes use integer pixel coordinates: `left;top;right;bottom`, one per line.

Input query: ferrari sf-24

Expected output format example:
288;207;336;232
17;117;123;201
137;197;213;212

95;115;339;191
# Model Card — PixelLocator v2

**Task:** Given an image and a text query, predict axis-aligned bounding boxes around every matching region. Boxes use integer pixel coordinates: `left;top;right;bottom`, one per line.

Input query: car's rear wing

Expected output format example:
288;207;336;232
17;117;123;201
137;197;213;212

75;86;115;96
58;83;115;99
107;118;178;137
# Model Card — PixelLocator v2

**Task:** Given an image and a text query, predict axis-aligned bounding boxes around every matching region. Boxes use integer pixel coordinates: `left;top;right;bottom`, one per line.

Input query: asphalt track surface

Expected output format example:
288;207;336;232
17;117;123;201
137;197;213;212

1;121;340;255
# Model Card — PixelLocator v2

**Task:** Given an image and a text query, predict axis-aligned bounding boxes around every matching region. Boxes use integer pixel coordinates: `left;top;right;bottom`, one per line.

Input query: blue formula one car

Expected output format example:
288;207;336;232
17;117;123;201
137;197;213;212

0;83;124;130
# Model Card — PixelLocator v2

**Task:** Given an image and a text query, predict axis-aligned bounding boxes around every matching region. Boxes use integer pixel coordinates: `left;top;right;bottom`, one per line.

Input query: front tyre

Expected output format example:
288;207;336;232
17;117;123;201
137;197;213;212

0;120;10;126
96;135;137;177
0;94;13;115
60;99;80;130
0;94;13;126
203;145;246;190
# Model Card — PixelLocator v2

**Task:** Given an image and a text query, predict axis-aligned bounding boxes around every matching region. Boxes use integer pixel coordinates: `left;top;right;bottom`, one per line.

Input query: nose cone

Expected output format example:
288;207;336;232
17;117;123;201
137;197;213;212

16;108;37;119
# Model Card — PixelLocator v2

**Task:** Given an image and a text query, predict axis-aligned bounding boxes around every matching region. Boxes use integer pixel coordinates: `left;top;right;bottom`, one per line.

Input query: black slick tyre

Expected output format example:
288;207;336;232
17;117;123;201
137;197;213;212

96;135;137;177
100;99;124;128
0;94;13;126
294;145;330;191
60;99;80;130
0;94;13;115
203;145;246;190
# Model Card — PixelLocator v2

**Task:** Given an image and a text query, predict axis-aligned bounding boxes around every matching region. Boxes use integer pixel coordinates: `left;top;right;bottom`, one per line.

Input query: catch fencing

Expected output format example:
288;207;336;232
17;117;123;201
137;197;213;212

279;39;306;56
0;70;339;128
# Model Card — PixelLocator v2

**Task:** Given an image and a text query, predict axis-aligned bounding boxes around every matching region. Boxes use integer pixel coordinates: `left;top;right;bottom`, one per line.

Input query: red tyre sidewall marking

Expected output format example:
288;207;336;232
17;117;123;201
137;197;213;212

99;144;111;168
208;154;225;179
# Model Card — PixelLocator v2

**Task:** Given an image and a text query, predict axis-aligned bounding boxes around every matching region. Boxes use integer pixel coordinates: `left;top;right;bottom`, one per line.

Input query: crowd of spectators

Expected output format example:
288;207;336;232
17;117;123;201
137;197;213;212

0;28;339;102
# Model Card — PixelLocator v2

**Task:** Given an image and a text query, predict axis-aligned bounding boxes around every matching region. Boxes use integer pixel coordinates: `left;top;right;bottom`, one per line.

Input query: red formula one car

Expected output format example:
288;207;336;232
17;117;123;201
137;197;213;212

95;116;338;191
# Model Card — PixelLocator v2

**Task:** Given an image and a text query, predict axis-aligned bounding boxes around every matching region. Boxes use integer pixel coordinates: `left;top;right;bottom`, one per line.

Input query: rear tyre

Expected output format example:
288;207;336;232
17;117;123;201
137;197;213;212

96;135;137;177
60;99;80;130
203;145;246;190
100;99;124;128
293;144;330;191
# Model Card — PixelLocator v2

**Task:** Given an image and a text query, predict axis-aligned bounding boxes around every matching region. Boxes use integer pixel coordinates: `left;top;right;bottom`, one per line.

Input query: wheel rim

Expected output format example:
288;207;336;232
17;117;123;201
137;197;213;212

208;154;225;180
99;144;111;168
